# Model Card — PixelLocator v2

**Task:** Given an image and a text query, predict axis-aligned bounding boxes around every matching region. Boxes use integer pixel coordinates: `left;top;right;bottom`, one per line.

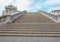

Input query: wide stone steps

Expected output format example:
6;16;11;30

0;28;58;31
0;23;60;35
0;26;59;36
0;23;60;28
13;12;55;23
0;12;59;36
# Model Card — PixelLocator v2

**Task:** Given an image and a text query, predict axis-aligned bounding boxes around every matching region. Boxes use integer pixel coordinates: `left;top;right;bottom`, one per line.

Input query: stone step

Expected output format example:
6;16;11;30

0;29;60;32
0;31;60;34
0;29;59;37
0;23;60;28
0;27;60;31
0;33;60;37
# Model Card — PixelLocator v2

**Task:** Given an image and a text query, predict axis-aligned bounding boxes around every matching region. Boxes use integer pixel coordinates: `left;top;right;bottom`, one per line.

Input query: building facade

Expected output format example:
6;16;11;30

2;4;18;15
51;10;60;15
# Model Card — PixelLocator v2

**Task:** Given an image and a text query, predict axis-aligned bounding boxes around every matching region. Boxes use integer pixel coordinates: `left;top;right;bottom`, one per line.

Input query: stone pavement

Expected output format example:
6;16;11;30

0;37;60;42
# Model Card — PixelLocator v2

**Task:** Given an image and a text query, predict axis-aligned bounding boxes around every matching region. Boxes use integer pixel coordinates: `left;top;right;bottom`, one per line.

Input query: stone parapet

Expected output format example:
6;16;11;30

0;11;26;24
38;11;60;23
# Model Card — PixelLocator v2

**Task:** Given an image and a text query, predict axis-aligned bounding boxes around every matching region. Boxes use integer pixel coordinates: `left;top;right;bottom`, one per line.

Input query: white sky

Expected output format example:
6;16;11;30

0;0;60;15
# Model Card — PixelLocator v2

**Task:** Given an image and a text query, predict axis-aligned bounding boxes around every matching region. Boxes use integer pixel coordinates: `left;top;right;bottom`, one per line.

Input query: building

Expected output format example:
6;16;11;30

51;10;60;15
2;4;18;15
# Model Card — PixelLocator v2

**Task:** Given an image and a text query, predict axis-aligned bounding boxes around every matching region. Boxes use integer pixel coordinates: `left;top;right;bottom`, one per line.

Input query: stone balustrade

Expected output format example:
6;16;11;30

0;11;26;24
0;15;8;24
11;11;26;23
38;11;60;23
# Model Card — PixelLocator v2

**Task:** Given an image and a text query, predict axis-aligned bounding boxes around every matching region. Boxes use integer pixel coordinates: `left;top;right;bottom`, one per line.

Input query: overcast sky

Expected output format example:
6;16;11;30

0;0;60;15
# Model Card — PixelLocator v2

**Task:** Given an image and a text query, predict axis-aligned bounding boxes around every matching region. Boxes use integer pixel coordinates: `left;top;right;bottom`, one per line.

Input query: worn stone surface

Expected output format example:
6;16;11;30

0;12;60;36
13;12;55;23
0;37;60;42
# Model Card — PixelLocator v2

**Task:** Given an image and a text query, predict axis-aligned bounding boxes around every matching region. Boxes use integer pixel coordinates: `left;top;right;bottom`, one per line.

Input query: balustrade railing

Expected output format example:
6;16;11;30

11;11;26;22
38;11;60;23
0;11;26;24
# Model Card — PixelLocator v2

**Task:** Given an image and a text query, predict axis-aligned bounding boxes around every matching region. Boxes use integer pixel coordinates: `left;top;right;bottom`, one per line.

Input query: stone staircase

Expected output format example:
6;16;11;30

0;12;60;37
14;12;55;23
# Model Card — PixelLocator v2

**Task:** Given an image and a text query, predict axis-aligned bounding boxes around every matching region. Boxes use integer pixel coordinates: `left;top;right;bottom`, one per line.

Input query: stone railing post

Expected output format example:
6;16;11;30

0;15;12;24
56;15;60;23
5;15;12;23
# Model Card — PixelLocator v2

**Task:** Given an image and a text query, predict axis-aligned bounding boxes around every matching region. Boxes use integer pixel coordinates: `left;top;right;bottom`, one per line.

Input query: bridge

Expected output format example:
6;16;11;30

0;11;60;37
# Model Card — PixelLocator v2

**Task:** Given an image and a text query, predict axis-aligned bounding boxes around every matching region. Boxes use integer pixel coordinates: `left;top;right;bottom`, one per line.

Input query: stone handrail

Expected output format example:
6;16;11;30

38;11;60;23
10;11;26;23
0;11;26;24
